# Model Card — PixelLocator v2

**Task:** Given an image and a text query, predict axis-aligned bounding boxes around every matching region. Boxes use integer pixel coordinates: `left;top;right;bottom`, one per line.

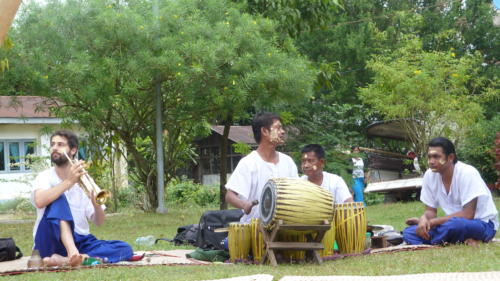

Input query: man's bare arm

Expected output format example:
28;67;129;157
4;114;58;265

225;190;254;214
429;198;477;227
34;180;74;208
33;162;85;208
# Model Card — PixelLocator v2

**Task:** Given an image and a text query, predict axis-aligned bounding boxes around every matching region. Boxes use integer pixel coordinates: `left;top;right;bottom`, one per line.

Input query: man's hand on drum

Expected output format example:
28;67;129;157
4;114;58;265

242;200;259;214
243;201;254;214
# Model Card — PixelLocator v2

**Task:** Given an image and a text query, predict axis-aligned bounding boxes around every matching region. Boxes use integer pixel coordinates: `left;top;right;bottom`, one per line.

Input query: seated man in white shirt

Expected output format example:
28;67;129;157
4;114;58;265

403;137;498;245
225;112;299;223
31;130;133;267
300;144;353;203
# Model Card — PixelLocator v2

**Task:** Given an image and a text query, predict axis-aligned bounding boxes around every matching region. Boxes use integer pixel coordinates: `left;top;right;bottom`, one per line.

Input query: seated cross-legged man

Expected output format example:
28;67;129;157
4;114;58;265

31;130;133;267
403;137;498;245
300;144;353;204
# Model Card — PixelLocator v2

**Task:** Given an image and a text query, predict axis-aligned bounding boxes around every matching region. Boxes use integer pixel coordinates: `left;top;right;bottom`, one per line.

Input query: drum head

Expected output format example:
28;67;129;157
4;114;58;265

260;180;276;225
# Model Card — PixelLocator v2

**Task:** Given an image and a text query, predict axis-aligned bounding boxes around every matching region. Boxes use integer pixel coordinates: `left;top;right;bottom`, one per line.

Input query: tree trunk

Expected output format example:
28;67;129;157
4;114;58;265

219;116;232;210
108;133;118;212
145;170;158;211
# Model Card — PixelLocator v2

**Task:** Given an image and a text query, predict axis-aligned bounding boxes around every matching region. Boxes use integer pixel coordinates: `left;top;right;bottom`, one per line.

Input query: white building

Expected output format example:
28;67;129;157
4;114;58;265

0;96;82;200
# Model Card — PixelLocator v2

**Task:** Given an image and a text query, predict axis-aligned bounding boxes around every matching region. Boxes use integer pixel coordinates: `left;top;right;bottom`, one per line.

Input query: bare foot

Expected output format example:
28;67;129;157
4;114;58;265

465;238;480;247
405;217;419;226
68;253;84;267
42;254;69;267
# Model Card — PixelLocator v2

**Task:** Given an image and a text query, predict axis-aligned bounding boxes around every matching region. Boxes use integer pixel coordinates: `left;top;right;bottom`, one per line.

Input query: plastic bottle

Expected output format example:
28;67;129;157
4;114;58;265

365;232;372;249
135;235;156;246
82;257;103;266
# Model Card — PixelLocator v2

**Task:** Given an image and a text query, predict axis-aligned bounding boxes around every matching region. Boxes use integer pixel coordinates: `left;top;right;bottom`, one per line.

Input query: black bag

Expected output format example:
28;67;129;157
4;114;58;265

155;224;200;246
173;224;200;246
196;209;243;250
0;238;23;262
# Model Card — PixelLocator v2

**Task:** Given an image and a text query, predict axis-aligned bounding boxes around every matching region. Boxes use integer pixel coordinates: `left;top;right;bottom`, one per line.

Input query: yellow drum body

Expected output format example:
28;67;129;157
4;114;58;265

334;202;367;254
250;218;265;263
260;178;334;228
320;219;336;257
228;223;251;262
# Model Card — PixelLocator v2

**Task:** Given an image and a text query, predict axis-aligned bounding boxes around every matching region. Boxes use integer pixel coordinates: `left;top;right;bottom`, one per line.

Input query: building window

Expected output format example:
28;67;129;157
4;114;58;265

0;140;36;173
198;144;247;175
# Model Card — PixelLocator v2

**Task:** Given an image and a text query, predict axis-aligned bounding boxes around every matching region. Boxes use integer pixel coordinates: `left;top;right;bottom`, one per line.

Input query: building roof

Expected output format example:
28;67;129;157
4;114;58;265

0;96;56;118
366;119;421;141
211;125;257;146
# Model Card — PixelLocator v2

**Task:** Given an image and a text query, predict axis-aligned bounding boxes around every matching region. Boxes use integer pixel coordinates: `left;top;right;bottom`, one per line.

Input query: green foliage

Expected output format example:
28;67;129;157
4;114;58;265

291;0;498;167
14;198;35;214
236;0;341;37
459;114;500;184
232;142;251;155
359;37;485;161
0;36;13;73
112;187;144;210
322;150;354;189
1;0;314;210
0;198;34;214
364;192;385;206
287;102;370;185
0;198;23;213
166;178;219;207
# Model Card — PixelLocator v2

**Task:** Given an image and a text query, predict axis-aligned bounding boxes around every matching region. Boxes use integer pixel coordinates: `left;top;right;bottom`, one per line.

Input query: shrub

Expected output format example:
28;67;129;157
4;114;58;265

166;178;219;207
365;192;385;206
0;197;34;214
113;187;144;210
14;198;35;214
459;114;500;185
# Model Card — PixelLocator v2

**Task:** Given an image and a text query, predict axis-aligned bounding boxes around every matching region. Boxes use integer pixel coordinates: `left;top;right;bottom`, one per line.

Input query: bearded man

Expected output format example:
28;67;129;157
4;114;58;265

31;130;132;266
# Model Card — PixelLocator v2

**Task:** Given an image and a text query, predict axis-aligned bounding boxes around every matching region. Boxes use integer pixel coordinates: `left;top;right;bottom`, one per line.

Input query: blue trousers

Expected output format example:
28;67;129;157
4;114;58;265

34;194;133;263
352;177;365;204
403;217;496;245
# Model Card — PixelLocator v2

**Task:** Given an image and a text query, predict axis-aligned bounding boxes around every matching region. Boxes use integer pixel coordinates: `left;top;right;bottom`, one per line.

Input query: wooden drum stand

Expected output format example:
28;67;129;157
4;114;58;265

258;219;331;266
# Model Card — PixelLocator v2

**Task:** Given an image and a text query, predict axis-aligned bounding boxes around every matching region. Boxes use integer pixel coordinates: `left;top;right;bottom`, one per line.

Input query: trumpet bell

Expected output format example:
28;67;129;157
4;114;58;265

96;190;111;205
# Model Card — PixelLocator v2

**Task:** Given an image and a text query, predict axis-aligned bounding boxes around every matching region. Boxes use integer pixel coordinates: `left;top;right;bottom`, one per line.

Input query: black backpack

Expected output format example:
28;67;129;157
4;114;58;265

173;224;200;246
0;238;23;262
196;209;243;250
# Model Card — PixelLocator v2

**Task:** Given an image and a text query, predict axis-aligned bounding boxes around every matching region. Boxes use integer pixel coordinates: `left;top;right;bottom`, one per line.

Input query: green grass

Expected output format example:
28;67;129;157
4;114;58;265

1;200;499;280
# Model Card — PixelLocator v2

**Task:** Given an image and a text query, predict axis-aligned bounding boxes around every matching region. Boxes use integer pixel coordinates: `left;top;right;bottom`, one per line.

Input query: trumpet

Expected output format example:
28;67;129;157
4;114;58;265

63;151;111;205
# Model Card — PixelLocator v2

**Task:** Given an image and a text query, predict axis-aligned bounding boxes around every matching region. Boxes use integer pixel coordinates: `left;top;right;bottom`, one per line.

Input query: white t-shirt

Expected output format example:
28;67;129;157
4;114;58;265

225;150;298;223
31;167;104;238
420;161;499;230
352;158;364;178
301;172;352;204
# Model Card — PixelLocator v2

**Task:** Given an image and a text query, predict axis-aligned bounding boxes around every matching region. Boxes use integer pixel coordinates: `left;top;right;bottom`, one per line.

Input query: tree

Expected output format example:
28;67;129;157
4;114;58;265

1;0;314;210
234;0;341;37
358;37;485;163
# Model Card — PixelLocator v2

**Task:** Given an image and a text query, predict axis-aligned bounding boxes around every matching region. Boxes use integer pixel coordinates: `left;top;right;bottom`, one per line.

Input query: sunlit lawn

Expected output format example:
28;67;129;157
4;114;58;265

1;199;499;280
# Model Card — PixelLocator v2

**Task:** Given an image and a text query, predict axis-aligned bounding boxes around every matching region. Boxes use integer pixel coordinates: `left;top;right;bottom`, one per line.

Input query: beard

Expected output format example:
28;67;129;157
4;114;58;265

51;152;69;166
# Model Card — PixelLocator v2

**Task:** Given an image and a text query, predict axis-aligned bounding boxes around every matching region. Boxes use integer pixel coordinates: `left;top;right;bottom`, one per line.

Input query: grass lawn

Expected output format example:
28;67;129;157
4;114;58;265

1;199;499;280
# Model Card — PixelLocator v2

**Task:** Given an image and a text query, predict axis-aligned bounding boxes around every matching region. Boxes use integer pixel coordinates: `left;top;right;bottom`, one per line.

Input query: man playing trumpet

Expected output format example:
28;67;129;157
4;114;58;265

31;130;133;267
